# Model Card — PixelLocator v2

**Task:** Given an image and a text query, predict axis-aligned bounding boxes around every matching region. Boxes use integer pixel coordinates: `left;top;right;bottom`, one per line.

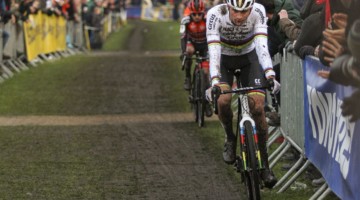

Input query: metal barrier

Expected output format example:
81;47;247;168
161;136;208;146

280;51;305;152
267;51;337;199
0;11;123;81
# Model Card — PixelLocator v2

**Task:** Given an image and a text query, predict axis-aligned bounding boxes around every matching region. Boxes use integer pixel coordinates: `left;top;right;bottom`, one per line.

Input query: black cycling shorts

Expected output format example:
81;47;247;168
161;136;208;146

192;42;208;57
220;50;266;89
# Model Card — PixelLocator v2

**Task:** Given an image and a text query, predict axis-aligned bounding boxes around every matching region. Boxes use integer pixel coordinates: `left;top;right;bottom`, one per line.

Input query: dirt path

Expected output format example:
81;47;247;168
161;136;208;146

0;20;245;199
0;113;217;126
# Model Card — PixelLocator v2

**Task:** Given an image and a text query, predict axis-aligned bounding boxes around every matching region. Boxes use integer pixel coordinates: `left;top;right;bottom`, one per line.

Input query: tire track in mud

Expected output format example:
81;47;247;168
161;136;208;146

0;113;217;126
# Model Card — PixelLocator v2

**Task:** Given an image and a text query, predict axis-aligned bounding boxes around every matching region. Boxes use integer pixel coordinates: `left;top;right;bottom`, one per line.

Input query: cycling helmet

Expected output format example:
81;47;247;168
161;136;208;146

226;0;254;11
189;0;205;13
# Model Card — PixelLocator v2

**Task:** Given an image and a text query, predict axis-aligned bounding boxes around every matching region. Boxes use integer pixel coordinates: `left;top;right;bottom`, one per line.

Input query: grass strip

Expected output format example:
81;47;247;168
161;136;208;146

102;23;135;51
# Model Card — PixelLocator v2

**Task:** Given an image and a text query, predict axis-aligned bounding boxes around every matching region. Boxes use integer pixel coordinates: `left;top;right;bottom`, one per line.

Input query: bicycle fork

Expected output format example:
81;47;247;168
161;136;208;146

237;94;264;172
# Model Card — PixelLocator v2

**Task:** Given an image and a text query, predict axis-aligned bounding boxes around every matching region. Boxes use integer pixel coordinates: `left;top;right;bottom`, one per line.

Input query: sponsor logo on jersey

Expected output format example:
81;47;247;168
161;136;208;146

254;7;265;24
208;14;217;30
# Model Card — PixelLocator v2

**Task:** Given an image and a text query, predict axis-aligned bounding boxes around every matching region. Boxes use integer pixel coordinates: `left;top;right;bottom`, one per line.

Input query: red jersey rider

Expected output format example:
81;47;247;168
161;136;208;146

180;0;207;89
180;0;212;117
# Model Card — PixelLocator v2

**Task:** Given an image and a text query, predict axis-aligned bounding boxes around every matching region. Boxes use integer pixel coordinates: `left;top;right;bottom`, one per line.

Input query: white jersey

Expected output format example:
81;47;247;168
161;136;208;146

206;3;275;85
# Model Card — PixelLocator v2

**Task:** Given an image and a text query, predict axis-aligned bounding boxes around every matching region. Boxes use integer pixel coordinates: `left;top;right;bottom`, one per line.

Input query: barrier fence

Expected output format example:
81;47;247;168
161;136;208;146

267;51;359;200
0;11;124;81
304;57;358;200
23;13;67;61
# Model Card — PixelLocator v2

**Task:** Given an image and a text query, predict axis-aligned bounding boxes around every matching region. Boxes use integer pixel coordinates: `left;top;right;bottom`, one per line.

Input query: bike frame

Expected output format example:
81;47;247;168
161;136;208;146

183;51;209;127
236;87;263;172
212;71;277;200
221;84;266;172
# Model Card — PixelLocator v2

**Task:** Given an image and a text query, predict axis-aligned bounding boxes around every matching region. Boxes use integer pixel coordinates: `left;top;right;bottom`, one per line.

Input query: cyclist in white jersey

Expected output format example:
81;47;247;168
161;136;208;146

206;0;280;188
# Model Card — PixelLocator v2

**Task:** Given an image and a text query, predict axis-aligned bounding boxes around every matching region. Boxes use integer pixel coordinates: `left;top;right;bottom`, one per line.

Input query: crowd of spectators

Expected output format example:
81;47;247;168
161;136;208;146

253;0;359;121
0;0;126;54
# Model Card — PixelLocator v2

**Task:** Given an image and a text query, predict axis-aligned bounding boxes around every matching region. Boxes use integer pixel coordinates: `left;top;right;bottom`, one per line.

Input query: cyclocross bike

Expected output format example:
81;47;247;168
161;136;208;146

182;52;209;127
212;69;276;200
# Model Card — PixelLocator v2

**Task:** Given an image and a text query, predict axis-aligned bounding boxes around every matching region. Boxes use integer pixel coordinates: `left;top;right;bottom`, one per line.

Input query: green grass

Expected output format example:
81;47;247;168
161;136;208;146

101;20;180;51
0;125;133;199
0;56;88;115
0;55;189;115
102;23;135;51
141;21;181;51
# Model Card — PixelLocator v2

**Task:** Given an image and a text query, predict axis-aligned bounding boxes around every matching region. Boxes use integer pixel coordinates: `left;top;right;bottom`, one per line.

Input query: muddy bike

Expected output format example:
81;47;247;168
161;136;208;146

212;70;276;200
182;52;209;127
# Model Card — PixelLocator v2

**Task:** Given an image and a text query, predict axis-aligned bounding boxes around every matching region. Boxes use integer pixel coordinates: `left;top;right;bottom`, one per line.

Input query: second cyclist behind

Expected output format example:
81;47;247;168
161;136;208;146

206;0;281;188
180;0;212;117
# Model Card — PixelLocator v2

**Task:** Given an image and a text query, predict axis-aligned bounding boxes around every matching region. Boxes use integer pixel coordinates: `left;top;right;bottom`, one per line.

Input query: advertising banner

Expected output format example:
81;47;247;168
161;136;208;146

303;57;360;200
23;14;41;61
24;14;67;61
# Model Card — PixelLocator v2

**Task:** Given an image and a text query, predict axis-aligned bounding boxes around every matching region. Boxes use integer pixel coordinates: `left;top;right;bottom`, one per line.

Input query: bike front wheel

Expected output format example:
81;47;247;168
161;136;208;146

196;69;206;127
243;121;261;200
191;71;199;123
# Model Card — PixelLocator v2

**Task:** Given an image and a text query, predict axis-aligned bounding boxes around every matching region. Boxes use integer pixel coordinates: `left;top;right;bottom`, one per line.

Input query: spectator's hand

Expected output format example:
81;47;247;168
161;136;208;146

333;13;348;29
299;45;315;59
317;69;330;79
322;35;345;65
314;45;320;57
11;14;16;24
278;9;289;19
13;3;19;9
285;41;294;52
74;14;80;22
54;8;62;15
341;90;360;122
323;28;346;44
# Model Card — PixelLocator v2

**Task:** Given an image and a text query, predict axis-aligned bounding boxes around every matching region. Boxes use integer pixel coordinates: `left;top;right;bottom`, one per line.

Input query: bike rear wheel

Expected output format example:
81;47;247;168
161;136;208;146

196;69;205;127
243;121;261;200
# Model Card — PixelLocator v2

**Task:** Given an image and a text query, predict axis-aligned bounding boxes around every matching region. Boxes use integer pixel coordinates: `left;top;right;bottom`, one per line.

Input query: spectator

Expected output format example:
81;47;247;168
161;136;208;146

259;0;303;56
293;0;327;59
90;5;103;49
257;0;302;107
318;0;360;121
278;9;301;41
293;10;324;59
292;0;305;10
316;0;348;66
300;0;323;19
278;0;324;45
0;0;10;48
320;13;347;65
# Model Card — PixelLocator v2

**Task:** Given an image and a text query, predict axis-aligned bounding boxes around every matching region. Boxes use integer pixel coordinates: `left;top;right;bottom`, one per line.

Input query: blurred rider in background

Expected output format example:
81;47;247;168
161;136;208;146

180;0;212;117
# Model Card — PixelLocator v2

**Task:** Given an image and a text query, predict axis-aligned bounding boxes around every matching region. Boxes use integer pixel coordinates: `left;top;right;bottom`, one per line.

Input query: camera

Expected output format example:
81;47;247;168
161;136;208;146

347;18;360;68
328;19;360;121
329;19;360;87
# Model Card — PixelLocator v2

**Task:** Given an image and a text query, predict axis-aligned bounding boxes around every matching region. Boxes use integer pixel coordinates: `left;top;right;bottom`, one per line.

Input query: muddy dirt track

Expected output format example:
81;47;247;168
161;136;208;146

0;21;246;199
87;21;245;200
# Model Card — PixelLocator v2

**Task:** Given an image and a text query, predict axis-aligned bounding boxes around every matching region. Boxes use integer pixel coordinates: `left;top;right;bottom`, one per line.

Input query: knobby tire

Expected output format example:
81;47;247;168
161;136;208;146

243;121;261;200
192;70;199;123
197;69;205;127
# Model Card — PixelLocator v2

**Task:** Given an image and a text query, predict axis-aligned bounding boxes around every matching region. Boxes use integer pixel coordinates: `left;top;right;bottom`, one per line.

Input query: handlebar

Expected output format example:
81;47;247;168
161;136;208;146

212;86;221;115
181;52;208;70
211;79;278;114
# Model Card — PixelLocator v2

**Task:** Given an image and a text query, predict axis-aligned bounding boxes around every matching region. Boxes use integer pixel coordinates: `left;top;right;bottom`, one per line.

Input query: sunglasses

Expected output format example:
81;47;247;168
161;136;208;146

191;13;204;17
